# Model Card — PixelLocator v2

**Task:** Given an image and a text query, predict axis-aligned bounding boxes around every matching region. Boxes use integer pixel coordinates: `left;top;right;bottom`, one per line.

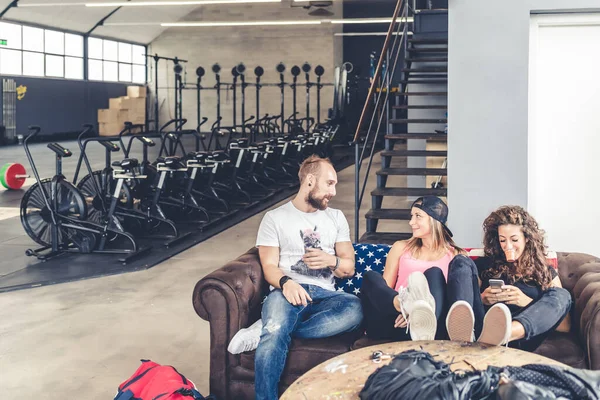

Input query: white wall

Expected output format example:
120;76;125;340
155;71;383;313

448;0;600;254
529;14;600;256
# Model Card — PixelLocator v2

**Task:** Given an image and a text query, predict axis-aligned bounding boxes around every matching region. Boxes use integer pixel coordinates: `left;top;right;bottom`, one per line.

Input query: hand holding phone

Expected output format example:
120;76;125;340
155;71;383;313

482;279;507;306
489;279;505;290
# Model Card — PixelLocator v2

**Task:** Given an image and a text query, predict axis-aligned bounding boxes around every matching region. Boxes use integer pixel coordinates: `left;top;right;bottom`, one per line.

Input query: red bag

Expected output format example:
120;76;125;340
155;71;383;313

114;360;213;400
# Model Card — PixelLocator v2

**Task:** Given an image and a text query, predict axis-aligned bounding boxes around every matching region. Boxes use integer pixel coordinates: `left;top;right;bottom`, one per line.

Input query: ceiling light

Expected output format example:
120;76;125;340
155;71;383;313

18;2;87;6
330;17;413;24
85;0;280;6
334;32;413;37
162;20;321;27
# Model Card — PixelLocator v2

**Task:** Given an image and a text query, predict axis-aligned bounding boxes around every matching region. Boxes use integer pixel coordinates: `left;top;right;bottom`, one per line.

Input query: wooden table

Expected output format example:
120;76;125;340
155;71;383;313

281;340;565;400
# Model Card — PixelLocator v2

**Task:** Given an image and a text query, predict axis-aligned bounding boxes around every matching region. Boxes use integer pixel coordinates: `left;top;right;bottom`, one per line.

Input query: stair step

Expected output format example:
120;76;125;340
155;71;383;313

372;187;447;197
392;104;447;109
390;118;447;124
380;150;447;157
407;74;448;79
407;47;448;53
365;209;411;220
385;133;447;141
359;232;413;244
398;79;447;85
402;67;448;73
377;167;447;176
409;38;448;44
405;57;448;62
396;92;448;96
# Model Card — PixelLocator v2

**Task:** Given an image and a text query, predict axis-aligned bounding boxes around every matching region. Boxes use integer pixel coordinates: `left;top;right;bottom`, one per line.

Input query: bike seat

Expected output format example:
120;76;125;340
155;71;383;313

210;151;230;162
47;143;72;158
112;158;139;169
163;156;185;169
229;138;250;149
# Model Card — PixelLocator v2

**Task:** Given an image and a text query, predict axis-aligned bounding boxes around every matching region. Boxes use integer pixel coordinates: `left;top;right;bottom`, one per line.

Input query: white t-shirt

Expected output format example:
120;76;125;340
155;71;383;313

256;201;351;291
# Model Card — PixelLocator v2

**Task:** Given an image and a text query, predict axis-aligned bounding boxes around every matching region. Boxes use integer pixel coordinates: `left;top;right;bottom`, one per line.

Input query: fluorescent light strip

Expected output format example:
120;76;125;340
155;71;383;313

330;17;413;24
86;0;279;6
334;32;413;37
162;20;321;27
18;2;87;6
20;0;278;5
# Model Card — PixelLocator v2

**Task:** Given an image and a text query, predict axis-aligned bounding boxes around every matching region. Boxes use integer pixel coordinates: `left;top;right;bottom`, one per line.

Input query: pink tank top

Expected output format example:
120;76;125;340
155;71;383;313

394;248;454;291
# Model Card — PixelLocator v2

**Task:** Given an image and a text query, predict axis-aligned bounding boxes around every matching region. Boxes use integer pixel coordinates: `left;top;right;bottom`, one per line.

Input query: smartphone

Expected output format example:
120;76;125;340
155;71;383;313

489;279;505;289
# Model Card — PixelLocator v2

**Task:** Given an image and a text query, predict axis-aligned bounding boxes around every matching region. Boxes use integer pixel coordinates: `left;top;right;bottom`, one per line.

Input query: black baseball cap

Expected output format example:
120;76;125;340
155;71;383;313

411;196;453;237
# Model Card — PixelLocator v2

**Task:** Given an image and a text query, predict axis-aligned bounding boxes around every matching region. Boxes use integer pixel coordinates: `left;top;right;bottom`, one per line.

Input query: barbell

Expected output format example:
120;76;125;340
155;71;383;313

0;163;29;190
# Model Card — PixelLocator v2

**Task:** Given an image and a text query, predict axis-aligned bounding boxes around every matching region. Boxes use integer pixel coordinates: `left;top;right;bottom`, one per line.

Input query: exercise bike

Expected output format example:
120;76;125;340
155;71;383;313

20;126;149;263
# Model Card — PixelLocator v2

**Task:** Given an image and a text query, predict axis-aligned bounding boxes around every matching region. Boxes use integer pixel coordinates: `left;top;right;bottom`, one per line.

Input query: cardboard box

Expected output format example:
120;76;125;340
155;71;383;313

98;109;128;124
127;86;147;98
99;122;124;136
121;97;146;112
109;97;124;109
124;109;145;124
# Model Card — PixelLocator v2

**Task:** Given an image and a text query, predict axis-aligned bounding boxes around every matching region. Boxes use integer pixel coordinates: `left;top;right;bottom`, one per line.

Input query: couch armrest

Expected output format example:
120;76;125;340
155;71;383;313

558;252;600;370
192;247;267;398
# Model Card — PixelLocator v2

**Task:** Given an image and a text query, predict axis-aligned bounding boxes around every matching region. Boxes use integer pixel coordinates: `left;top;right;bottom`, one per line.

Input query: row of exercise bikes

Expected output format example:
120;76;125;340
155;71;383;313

20;113;339;263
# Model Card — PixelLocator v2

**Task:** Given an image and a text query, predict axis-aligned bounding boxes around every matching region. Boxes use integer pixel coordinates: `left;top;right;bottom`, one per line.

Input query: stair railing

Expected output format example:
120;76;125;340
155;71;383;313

353;0;412;241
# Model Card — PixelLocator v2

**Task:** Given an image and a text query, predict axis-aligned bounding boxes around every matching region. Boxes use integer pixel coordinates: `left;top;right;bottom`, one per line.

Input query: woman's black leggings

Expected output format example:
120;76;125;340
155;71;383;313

360;267;447;340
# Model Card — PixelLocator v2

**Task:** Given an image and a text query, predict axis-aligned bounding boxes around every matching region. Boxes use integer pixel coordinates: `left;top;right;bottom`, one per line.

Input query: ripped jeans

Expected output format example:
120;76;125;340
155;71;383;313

255;284;363;400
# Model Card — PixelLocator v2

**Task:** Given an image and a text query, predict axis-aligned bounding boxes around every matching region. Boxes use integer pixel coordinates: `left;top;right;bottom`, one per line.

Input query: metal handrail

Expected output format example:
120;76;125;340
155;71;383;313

353;0;412;241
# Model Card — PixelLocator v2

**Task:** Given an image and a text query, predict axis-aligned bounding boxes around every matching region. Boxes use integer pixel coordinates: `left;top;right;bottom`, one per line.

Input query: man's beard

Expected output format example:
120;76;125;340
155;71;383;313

307;188;330;210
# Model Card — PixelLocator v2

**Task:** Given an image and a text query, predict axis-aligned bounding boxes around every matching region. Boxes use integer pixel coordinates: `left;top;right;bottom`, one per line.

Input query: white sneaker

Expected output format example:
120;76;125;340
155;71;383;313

477;303;512;346
394;272;437;341
395;271;436;316
227;319;263;354
407;299;437;341
446;300;475;342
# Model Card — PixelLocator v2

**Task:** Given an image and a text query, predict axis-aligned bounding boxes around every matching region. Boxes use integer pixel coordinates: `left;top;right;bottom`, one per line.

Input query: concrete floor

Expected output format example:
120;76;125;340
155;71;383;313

0;141;417;399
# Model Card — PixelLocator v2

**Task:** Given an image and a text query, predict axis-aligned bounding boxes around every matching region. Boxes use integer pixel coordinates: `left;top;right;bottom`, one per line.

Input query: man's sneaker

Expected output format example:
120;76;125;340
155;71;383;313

446;300;475;342
407;299;437;341
227;319;263;354
477;303;512;346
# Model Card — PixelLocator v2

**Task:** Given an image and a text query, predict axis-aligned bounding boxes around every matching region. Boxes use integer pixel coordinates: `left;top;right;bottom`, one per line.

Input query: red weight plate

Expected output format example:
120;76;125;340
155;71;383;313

5;163;27;189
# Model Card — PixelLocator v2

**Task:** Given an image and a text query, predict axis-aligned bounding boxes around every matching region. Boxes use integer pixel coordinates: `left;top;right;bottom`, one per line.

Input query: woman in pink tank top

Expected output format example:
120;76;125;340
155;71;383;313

361;196;465;342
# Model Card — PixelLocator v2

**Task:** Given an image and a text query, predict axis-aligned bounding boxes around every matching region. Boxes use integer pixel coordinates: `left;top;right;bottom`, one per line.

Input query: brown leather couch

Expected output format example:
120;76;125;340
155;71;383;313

192;248;600;400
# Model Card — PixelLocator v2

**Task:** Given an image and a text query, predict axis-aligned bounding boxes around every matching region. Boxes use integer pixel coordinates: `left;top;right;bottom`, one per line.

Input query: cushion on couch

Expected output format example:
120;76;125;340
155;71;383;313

533;331;587;369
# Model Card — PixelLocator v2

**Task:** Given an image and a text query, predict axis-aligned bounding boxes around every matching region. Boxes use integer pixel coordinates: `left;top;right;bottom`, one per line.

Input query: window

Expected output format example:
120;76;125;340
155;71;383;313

88;37;146;83
65;34;83;57
88;59;103;81
44;29;64;55
45;54;64;77
0;21;145;82
65;57;83;80
0;48;22;75
0;22;21;50
23;26;43;52
0;22;84;80
22;52;44;76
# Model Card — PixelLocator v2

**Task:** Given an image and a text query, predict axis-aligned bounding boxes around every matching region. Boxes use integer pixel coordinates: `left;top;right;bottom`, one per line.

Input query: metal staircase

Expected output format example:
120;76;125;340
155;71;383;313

353;0;448;244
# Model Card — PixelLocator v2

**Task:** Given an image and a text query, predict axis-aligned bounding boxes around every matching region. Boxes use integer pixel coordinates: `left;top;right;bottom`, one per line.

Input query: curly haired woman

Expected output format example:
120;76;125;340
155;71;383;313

445;206;572;350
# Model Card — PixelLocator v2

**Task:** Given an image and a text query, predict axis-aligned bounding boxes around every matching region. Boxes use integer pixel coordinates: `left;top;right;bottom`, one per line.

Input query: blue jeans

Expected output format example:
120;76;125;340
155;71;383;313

447;255;572;351
254;284;363;400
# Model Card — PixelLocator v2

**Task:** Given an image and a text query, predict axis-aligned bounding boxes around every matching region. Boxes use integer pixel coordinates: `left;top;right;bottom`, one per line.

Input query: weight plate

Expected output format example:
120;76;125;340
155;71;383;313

4;163;27;190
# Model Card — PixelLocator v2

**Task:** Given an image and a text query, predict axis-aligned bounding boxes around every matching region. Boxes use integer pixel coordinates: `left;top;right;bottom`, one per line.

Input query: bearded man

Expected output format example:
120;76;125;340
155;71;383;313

227;155;363;400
